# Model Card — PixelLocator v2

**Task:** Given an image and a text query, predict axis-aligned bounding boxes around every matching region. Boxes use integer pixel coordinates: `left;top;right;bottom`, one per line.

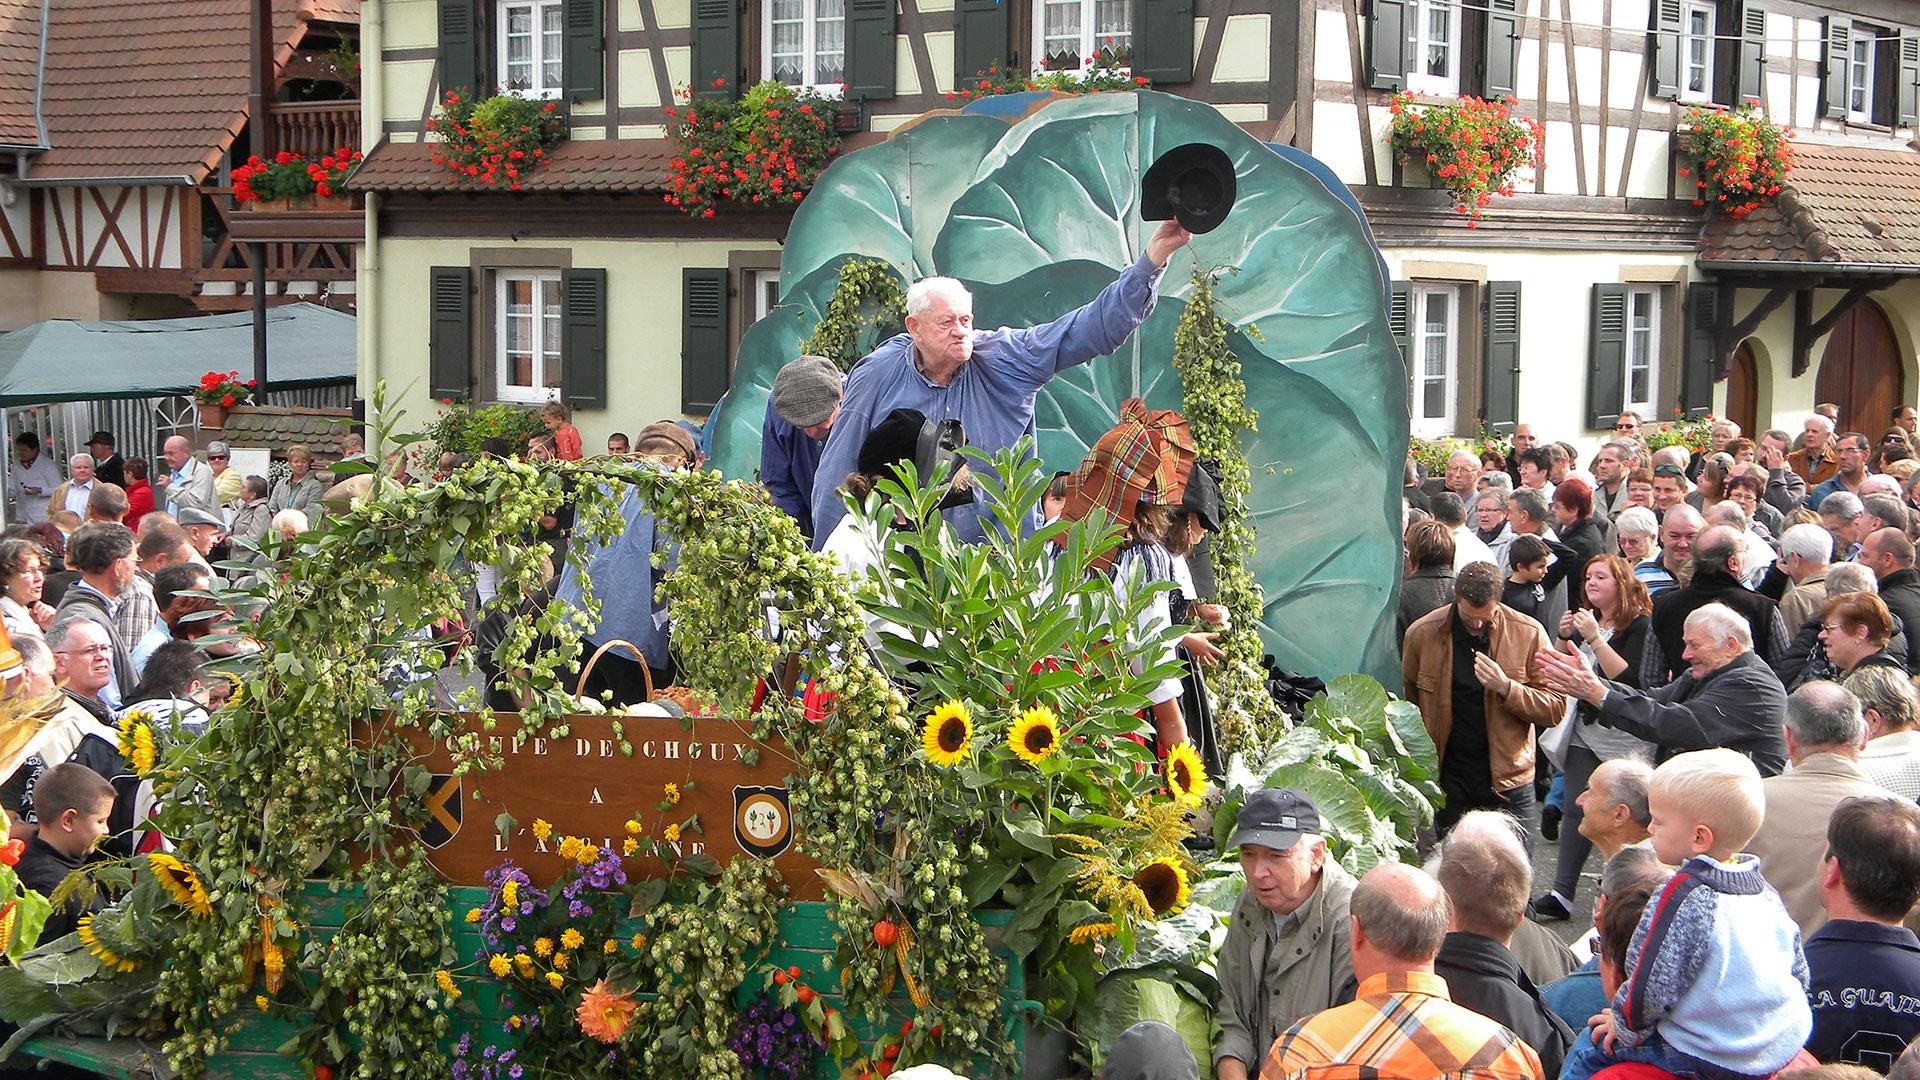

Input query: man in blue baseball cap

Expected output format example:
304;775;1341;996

1212;788;1357;1080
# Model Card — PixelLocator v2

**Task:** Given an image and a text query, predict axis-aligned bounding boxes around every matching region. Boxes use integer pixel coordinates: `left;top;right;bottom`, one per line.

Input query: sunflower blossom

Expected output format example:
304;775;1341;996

921;700;972;767
1163;743;1207;807
1008;704;1062;765
1068;921;1118;946
1133;857;1192;918
146;853;212;917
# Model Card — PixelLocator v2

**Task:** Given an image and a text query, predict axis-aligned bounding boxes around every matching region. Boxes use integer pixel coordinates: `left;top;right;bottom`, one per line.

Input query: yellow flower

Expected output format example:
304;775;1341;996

662;823;681;844
501;879;520;908
1163;743;1207;808
533;937;553;958
255;994;269;1011
575;844;599;866
560;928;584;950
514;954;535;978
602;939;618;955
546;970;565;989
1133;858;1192;918
1068;921;1117;946
558;836;583;861
435;970;460;999
532;818;553;843
663;782;681;805
488;954;512;977
624;819;642;836
261;936;286;993
552;951;570;971
630;933;647;951
146;853;213;917
76;914;142;973
508;1015;523;1029
921;700;973;767
116;714;157;775
622;838;639;856
1008;705;1062;765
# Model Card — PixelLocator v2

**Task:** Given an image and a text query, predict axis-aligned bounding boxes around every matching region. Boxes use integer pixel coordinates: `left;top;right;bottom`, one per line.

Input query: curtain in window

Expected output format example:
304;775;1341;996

541;3;563;92
1093;0;1130;61
1042;0;1080;69
815;0;846;84
506;4;534;91
770;0;806;84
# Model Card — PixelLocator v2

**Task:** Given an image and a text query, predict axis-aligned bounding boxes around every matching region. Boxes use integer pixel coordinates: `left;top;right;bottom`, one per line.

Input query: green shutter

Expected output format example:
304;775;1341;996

1648;0;1682;100
1586;284;1628;431
845;0;897;100
1898;30;1919;128
1365;0;1407;92
692;0;740;100
1482;0;1520;98
682;268;731;414
562;269;608;411
437;0;484;97
1735;2;1765;104
954;0;1011;86
563;0;606;102
1822;17;1851;118
1132;0;1195;85
1387;282;1412;378
429;267;473;402
1483;282;1521;436
1681;283;1717;421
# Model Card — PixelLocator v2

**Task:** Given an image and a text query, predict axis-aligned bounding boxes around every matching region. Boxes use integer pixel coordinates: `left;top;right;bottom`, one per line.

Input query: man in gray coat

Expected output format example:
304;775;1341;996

1212;789;1356;1080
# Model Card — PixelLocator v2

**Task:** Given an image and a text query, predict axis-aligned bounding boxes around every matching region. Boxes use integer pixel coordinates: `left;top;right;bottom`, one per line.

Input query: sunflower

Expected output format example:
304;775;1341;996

147;853;212;917
1008;705;1062;765
1068;921;1117;946
921;700;973;767
1163;743;1206;807
576;979;638;1043
76;914;141;973
116;714;157;775
1133;857;1191;918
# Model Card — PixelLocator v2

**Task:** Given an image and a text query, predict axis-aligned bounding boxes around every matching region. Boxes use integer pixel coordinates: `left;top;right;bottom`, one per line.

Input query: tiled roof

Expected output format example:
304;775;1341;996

347;137;676;194
1699;142;1920;269
24;0;357;184
0;0;42;148
210;404;352;458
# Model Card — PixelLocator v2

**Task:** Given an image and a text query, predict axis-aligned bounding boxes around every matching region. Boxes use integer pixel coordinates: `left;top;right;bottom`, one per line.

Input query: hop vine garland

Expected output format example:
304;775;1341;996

1171;266;1286;756
798;258;907;372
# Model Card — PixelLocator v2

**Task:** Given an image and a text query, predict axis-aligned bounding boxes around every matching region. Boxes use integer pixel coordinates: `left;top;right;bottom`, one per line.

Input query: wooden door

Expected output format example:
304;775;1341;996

1726;341;1758;436
1815;300;1902;436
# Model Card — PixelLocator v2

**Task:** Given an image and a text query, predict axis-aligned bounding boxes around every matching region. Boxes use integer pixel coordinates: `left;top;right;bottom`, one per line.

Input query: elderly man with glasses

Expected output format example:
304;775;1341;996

1805;432;1872;509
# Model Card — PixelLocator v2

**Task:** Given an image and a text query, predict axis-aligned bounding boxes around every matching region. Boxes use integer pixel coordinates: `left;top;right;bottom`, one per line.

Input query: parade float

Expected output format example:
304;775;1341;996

0;90;1434;1079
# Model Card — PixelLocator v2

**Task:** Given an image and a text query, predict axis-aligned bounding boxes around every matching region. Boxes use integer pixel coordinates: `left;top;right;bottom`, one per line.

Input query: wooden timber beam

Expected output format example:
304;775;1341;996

1791;278;1898;376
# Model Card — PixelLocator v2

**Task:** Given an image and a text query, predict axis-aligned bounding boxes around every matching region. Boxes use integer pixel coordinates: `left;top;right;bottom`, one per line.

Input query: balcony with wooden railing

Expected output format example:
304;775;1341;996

271;100;361;160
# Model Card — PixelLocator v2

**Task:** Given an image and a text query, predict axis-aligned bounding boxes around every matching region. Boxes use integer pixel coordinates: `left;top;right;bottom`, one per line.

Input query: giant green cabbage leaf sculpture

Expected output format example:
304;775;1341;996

707;91;1407;682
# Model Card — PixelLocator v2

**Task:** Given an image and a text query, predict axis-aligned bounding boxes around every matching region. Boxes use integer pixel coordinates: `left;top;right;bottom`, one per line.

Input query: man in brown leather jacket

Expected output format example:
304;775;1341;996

1402;561;1567;836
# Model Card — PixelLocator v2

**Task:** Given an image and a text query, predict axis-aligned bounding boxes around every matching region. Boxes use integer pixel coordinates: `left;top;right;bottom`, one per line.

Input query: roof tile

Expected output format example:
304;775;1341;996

1699;142;1920;269
347;137;676;194
0;0;43;146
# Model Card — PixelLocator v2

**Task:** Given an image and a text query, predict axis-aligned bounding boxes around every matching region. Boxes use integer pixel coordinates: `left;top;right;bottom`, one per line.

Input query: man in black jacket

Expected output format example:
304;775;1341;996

84;431;124;490
51;522;140;707
1432;811;1575;1075
1535;601;1790;776
1860;527;1920;671
1640;526;1790;688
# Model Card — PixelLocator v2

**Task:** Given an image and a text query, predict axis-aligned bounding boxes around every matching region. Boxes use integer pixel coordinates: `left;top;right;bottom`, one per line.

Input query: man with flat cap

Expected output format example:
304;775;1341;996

85;432;124;490
762;355;843;541
1214;788;1357;1080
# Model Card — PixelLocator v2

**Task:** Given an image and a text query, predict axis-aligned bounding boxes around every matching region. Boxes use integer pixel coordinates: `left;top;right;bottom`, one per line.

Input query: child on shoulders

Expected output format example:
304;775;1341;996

540;402;583;462
16;762;115;946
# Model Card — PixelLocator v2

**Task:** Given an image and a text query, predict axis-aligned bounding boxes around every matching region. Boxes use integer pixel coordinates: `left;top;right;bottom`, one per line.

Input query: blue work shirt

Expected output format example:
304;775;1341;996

808;254;1165;548
1805;917;1920;1069
551;481;673;671
760;399;827;540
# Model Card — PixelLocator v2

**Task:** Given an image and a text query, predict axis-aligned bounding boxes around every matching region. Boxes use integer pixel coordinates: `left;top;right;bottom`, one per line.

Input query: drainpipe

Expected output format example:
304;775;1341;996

249;0;275;401
358;0;383;449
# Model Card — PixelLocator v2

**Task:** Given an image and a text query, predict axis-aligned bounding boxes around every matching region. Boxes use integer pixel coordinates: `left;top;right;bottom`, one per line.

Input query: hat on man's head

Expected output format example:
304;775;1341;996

636;421;698;462
770;355;844;429
1227;788;1322;852
176;507;225;531
1141;143;1237;235
206;441;232;458
85;431;114;449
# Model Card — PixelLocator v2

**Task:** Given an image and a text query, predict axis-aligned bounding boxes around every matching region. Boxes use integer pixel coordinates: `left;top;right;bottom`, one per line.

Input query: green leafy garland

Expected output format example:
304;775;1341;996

1169;267;1285;757
798;259;907;372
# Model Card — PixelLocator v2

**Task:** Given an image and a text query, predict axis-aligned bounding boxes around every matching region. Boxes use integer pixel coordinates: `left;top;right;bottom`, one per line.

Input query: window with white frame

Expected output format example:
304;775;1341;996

497;0;562;98
1404;0;1462;96
1625;287;1659;415
1847;31;1877;122
496;272;563;403
751;269;782;323
1681;1;1715;102
1408;285;1458;437
1033;0;1131;73
766;0;846;91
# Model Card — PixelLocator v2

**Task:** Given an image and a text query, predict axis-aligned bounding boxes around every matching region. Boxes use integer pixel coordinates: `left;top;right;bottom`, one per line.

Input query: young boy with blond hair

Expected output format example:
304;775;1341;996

1560;747;1811;1079
539;402;583;462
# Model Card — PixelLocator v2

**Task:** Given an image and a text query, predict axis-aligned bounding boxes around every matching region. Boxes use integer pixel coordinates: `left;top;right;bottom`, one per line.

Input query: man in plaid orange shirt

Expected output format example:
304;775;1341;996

1260;863;1545;1080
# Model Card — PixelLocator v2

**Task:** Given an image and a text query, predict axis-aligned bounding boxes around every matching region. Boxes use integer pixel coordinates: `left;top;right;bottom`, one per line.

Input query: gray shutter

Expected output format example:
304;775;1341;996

682;268;730;414
1132;0;1195;84
1365;0;1407;92
1483;282;1521;436
845;0;897;99
437;0;484;97
563;0;606;102
1482;0;1520;98
1648;0;1682;100
1822;17;1851;118
562;269;608;411
1387;282;1412;372
1681;283;1717;421
1586;284;1628;431
954;0;1011;85
1899;30;1920;128
429;267;473;402
692;0;740;100
1735;2;1765;104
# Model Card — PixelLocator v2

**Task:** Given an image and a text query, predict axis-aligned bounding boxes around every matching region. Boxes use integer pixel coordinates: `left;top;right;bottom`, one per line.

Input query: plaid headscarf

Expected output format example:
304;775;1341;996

1061;398;1196;570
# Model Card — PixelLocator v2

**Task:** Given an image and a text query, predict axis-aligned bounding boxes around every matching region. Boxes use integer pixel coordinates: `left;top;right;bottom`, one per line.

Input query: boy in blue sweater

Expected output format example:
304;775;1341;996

1561;747;1811;1080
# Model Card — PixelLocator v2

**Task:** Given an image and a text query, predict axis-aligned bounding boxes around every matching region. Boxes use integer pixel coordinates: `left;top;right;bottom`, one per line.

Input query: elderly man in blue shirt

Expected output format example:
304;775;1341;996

807;220;1193;548
760;355;843;541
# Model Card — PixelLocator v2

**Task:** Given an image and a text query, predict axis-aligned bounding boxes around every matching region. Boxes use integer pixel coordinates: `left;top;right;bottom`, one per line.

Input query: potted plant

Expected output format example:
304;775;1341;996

1680;105;1793;218
1386;93;1543;225
662;80;839;218
194;370;255;427
232;149;361;210
427;91;567;190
